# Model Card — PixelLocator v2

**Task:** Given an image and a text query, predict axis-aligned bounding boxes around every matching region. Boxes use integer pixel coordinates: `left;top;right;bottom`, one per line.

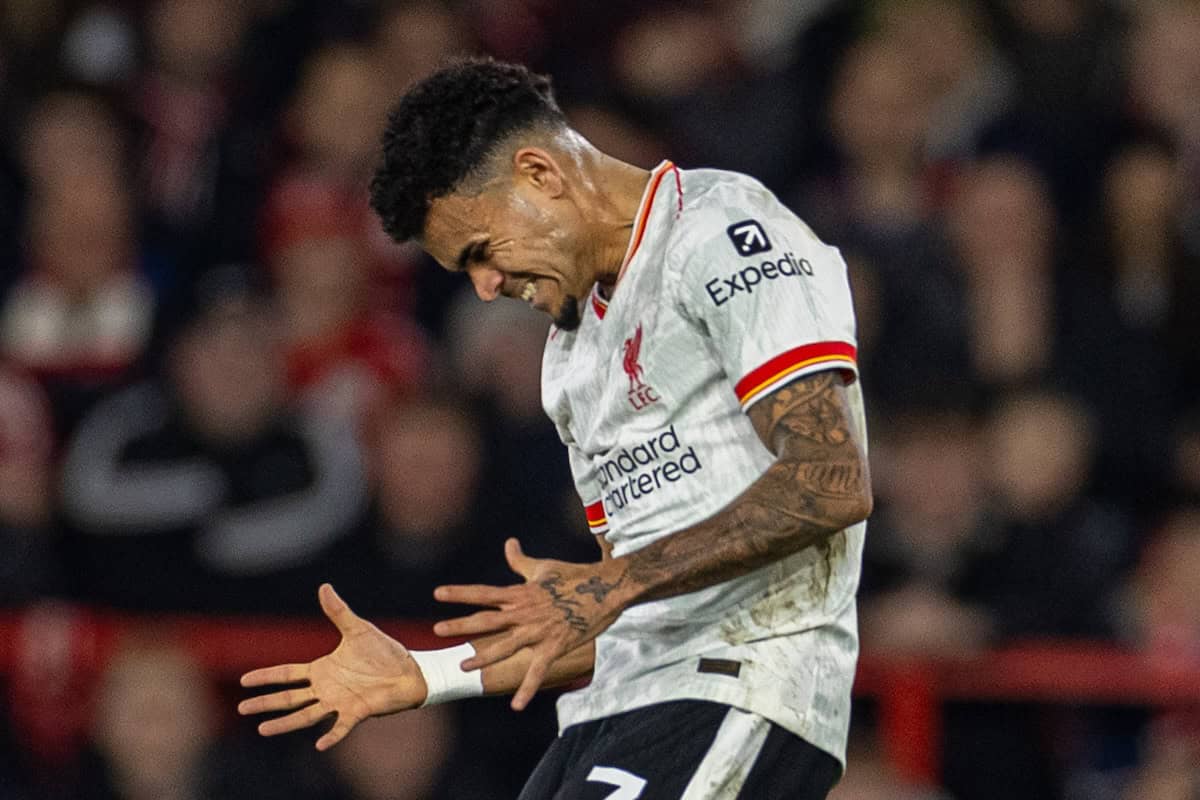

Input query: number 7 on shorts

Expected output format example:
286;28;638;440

586;766;647;799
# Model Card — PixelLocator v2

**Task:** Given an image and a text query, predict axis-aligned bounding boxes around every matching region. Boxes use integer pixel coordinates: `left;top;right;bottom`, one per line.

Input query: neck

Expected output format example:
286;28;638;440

568;144;652;290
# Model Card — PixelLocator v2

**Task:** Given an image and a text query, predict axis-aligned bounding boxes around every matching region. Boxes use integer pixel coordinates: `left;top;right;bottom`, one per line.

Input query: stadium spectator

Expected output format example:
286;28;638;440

1081;137;1199;509
263;43;430;424
90;637;220;800
1127;0;1200;270
131;0;266;279
264;42;409;297
326;394;501;618
443;287;597;565
273;43;386;194
58;267;366;613
0;365;58;606
861;387;1123;644
565;104;666;171
830;725;953;800
975;388;1132;639
1;168;154;437
946;156;1056;387
1124;508;1200;665
370;0;472;94
1;172;151;377
17;89;127;194
90;635;341;800
804;35;935;255
609;3;812;191
325;698;557;799
793;30;960;418
861;390;1134;799
1124;2;1200;152
327;708;456;800
944;155;1141;467
269;209;428;427
1119;715;1200;800
980;0;1126;227
873;0;1017;176
939;387;1134;800
859;408;993;658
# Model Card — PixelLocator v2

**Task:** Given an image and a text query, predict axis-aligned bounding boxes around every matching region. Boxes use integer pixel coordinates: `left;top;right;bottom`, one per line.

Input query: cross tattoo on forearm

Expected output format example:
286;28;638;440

574;574;625;603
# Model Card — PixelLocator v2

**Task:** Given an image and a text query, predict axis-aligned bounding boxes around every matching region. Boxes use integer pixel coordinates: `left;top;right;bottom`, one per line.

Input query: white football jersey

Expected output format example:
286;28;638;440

542;161;867;766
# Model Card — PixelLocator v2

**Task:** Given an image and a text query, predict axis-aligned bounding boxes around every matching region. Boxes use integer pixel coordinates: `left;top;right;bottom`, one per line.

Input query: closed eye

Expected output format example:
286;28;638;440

455;241;490;271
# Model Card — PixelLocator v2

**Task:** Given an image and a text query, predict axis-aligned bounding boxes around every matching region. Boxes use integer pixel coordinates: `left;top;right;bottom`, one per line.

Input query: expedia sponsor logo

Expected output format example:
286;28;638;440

704;252;814;307
727;219;772;256
597;424;704;511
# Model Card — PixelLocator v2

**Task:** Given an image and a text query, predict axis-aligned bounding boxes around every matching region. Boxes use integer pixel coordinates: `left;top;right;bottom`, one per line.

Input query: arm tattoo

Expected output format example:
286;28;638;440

539;573;591;632
622;371;870;603
574;574;625;603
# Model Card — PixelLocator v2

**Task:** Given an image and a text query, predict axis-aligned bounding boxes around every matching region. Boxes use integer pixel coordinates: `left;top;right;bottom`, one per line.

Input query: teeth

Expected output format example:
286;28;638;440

521;283;536;302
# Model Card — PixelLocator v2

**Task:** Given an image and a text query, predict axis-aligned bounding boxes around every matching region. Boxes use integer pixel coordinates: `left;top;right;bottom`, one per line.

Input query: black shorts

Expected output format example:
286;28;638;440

517;700;841;800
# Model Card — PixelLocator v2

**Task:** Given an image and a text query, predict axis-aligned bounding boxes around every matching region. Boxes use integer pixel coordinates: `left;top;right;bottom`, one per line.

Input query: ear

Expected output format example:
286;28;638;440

512;147;565;198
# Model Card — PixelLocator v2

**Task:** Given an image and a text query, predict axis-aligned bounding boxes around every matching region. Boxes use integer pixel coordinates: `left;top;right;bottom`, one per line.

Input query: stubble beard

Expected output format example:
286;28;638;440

553;295;582;331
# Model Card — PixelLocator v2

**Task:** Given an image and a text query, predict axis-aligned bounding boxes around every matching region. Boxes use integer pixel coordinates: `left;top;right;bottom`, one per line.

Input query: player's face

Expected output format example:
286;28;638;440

423;178;591;331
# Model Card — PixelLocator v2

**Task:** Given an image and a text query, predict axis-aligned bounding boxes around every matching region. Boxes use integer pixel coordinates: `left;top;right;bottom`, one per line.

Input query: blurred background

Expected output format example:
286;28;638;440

0;0;1198;798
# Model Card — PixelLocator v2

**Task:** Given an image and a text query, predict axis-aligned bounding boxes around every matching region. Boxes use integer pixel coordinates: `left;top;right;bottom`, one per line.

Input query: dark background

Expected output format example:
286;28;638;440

1;1;1198;798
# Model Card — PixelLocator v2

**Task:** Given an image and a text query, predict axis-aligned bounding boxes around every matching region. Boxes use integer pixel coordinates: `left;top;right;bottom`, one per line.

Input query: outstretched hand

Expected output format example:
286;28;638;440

434;538;631;711
238;584;426;750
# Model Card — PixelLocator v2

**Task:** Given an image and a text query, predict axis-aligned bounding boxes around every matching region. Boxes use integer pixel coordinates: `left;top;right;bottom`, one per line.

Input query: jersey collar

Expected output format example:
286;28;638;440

592;160;680;321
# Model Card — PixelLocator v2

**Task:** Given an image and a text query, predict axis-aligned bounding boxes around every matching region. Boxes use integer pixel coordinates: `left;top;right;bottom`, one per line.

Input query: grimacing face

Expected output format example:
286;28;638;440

421;151;591;331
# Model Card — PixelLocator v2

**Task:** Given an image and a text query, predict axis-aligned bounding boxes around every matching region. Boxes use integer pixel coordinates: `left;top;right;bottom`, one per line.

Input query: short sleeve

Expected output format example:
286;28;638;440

670;180;858;410
567;442;608;534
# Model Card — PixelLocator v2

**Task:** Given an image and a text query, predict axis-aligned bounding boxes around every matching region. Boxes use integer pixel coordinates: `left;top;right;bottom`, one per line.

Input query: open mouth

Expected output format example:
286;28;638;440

520;282;537;303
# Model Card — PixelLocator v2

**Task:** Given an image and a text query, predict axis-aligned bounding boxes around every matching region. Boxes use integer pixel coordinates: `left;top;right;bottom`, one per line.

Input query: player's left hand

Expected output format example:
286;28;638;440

433;538;631;711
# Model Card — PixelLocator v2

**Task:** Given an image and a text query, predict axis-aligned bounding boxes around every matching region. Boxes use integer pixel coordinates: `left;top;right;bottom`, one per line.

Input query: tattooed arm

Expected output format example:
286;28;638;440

619;369;871;602
435;370;870;709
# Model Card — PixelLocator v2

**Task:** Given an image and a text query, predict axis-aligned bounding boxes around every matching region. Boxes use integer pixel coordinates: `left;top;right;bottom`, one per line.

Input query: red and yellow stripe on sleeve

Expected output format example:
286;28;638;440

585;500;608;533
734;341;857;408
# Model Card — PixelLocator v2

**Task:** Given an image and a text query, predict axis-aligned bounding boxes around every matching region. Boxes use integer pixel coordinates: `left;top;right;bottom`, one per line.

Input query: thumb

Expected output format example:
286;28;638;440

505;538;534;579
319;583;362;636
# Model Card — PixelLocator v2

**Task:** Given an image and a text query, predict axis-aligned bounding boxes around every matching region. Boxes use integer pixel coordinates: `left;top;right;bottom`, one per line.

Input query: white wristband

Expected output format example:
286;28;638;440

410;643;484;706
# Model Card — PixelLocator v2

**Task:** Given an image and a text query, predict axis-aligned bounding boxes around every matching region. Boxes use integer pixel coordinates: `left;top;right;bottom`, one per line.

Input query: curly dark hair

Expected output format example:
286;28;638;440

369;57;566;244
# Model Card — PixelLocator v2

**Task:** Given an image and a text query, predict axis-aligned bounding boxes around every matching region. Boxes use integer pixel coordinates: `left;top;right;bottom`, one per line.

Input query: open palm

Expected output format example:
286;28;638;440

238;583;427;750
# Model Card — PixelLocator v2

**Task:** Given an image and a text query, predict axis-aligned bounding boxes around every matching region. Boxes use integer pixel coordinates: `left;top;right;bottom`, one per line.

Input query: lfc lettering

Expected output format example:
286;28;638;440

622;322;660;410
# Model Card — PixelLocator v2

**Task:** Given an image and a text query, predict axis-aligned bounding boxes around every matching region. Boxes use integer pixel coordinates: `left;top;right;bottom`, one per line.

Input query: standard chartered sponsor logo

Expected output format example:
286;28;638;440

597;424;703;511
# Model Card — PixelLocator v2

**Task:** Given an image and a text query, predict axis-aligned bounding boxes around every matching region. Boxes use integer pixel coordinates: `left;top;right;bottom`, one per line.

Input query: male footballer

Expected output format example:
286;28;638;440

240;57;871;800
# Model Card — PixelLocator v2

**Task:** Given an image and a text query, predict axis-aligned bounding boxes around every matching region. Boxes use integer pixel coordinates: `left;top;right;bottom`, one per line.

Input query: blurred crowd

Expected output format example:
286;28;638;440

0;0;1198;798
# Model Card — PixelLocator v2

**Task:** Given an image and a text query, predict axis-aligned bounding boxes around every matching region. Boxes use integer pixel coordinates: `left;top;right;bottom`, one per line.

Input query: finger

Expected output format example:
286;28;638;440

433;583;516;607
238;686;316;716
319;583;362;636
511;651;552;711
240;663;309;687
433;609;513;639
315;710;363;752
257;701;331;737
462;628;535;671
505;538;534;579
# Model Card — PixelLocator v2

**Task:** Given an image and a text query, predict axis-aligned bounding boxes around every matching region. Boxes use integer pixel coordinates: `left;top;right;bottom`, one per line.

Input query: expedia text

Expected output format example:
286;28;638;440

705;252;813;307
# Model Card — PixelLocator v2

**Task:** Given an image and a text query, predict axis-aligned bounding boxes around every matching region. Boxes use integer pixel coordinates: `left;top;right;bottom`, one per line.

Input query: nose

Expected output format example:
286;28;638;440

468;266;504;302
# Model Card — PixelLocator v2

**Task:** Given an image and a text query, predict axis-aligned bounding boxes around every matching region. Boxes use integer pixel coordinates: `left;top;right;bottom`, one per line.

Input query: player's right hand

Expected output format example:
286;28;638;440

237;583;427;750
